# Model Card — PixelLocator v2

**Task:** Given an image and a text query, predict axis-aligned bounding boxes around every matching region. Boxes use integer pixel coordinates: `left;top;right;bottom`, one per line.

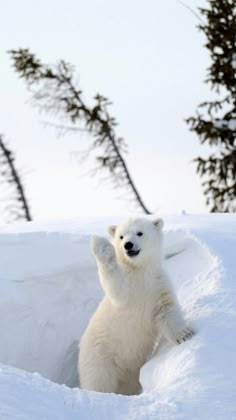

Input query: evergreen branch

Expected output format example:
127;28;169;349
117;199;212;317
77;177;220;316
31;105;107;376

186;0;236;212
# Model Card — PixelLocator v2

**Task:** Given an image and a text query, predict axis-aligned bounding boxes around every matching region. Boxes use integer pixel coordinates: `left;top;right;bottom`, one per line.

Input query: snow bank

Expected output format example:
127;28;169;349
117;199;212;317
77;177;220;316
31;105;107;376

0;215;235;419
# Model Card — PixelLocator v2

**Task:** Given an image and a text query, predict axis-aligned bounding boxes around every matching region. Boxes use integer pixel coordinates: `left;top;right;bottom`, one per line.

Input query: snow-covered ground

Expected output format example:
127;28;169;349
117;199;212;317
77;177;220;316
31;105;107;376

0;214;235;419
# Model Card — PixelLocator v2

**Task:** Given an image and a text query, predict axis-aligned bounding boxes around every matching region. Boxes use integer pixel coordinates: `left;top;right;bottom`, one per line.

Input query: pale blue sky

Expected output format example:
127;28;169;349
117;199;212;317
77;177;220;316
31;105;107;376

1;0;210;221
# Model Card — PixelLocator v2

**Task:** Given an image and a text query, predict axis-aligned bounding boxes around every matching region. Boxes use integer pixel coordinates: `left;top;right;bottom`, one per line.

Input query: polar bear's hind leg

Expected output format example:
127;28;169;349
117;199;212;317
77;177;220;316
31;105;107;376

119;372;142;396
79;360;120;394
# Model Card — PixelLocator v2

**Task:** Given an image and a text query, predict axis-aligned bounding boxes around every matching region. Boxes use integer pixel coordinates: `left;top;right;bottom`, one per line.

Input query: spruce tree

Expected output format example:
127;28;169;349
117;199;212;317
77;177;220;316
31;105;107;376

9;49;151;215
187;0;236;212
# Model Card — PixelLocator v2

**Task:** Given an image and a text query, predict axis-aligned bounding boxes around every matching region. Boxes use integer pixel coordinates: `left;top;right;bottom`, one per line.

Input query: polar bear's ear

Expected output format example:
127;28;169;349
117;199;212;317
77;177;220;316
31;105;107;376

153;218;164;230
108;225;117;237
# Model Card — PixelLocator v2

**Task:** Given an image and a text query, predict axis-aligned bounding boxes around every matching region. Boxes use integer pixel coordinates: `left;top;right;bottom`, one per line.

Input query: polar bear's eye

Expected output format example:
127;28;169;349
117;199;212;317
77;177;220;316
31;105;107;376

137;232;143;236
120;235;123;240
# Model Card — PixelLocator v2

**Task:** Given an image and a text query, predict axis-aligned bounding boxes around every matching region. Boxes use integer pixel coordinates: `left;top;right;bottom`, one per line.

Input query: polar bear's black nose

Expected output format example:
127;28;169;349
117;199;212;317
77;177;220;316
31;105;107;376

124;241;134;250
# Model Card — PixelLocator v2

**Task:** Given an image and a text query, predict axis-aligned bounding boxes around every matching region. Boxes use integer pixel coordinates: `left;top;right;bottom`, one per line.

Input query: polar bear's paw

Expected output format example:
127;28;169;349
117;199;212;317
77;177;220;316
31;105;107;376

91;235;116;264
175;327;194;344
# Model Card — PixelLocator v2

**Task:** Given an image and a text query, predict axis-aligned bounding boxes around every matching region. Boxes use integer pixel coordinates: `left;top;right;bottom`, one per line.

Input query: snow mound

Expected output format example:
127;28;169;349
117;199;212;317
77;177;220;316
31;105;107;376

0;215;235;419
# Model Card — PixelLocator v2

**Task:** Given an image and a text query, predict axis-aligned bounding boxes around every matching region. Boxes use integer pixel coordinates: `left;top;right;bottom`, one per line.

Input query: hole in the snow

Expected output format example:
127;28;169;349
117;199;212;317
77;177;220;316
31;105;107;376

0;230;221;393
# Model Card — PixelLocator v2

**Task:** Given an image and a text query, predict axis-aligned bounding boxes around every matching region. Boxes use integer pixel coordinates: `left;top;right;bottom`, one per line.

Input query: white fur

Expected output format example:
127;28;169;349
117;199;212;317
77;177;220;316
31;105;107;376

78;218;193;395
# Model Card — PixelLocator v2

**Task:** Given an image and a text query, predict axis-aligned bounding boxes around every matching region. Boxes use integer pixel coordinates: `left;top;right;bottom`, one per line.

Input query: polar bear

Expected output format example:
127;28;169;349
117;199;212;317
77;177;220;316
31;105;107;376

78;217;193;395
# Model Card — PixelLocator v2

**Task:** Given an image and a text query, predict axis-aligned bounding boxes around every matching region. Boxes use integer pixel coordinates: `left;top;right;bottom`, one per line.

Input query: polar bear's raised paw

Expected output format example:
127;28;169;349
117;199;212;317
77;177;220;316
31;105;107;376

91;235;116;264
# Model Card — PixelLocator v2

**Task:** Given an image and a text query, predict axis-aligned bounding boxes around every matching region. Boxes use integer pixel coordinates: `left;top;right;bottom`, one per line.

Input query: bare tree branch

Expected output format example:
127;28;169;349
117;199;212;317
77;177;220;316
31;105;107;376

178;0;205;24
0;134;32;222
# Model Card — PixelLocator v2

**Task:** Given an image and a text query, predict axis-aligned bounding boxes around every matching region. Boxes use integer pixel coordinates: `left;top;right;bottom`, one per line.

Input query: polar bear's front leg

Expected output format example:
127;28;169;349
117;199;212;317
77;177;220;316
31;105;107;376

161;306;194;345
91;235;126;304
153;287;194;345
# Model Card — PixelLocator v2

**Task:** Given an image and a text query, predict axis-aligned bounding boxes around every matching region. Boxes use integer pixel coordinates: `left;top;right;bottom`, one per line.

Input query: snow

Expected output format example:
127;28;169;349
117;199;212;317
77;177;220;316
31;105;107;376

0;214;236;419
214;118;236;131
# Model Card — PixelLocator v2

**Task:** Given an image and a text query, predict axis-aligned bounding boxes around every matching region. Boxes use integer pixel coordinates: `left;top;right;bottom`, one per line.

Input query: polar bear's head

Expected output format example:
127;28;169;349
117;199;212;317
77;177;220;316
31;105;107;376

108;217;164;267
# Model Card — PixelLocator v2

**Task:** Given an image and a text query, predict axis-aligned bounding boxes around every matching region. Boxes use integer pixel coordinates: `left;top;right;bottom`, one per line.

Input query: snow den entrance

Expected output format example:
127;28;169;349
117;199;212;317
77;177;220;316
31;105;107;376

0;227;220;391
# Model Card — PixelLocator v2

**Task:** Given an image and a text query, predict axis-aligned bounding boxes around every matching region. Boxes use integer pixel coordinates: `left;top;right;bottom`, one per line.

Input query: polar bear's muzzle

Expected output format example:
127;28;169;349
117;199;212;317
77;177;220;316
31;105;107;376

126;249;140;257
124;241;140;257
